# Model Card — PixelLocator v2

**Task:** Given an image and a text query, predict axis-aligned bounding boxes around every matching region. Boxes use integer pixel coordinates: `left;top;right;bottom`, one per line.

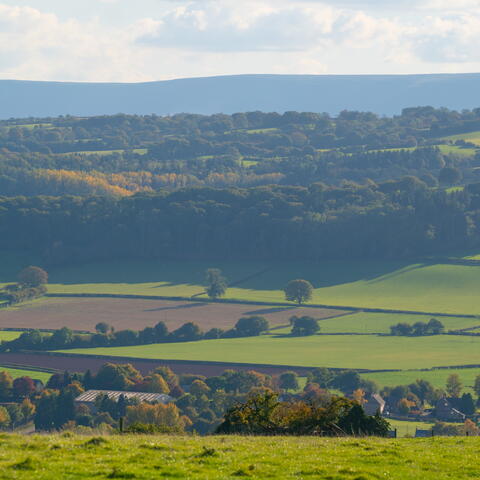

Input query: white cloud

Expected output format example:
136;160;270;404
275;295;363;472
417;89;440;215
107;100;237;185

0;0;479;82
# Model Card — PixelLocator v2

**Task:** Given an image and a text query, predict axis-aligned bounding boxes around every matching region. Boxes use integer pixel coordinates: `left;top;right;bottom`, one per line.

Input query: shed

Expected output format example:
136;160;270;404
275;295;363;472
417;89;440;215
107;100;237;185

75;390;174;412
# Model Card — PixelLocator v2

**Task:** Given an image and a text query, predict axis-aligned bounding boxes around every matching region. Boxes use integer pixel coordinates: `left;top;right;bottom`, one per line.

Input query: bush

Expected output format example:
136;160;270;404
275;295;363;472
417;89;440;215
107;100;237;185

234;316;269;337
290;316;320;336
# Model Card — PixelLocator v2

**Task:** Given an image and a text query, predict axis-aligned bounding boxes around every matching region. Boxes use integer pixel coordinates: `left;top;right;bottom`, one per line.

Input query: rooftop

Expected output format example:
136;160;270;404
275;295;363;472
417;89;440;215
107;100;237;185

75;390;173;404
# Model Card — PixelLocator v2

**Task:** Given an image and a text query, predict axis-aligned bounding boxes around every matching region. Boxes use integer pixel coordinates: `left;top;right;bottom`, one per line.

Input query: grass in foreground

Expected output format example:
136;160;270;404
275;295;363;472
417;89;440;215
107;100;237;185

0;434;479;479
58;333;480;370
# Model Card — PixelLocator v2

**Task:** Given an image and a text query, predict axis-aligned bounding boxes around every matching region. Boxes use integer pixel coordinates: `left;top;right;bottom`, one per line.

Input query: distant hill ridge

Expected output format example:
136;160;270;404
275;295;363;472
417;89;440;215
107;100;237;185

1;73;480;119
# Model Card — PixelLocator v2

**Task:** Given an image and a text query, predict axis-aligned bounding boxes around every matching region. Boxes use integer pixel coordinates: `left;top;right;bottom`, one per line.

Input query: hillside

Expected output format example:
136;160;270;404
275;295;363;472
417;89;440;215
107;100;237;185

0;434;477;479
2;74;480;118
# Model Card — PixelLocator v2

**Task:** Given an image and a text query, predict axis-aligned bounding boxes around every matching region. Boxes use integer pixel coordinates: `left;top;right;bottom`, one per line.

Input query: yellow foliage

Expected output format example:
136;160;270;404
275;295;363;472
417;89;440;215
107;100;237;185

125;402;185;430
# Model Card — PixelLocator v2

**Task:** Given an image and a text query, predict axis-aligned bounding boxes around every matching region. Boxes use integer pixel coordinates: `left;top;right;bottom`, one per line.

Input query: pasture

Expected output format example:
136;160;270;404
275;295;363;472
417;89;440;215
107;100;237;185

362;367;480;394
0;434;478;479
58;333;480;371
442;130;480;146
5;253;480;314
0;331;24;342
388;419;436;438
0;366;52;383
0;297;344;332
293;312;479;334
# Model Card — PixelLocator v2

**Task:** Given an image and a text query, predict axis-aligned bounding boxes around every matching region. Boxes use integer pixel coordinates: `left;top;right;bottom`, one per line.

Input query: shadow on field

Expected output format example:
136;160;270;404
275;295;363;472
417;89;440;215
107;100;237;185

3;251;437;293
143;302;207;313
244;306;298;315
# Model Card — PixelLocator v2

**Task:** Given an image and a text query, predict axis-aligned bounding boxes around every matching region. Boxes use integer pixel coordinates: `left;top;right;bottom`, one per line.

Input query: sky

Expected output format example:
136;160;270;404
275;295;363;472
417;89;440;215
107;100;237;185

0;0;479;82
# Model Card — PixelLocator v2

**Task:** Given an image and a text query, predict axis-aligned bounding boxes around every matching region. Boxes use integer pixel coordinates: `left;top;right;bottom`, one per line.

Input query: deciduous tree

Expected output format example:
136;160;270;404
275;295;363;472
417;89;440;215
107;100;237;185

284;279;313;305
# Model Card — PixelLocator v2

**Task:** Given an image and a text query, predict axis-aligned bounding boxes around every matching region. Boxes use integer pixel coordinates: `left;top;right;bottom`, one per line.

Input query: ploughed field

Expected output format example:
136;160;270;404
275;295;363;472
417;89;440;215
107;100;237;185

0;297;345;332
0;434;479;479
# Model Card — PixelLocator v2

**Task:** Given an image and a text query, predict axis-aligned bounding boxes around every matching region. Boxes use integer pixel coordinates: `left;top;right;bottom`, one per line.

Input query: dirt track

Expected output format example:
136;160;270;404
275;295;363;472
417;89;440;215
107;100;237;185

0;297;347;332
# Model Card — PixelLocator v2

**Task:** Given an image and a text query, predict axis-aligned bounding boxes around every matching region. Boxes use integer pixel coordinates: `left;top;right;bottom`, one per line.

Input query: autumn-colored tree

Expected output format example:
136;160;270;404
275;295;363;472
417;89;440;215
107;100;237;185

397;398;414;415
0;406;11;429
465;419;480;436
0;371;13;400
125;402;185;431
20;398;36;420
352;389;366;405
64;381;84;397
12;376;35;398
95;363;143;391
190;379;211;397
141;374;170;394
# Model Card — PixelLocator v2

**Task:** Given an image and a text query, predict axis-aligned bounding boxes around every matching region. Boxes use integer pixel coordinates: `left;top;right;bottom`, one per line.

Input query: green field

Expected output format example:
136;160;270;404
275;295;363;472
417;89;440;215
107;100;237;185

6;252;480;315
0;331;24;341
0;367;52;383
59;333;480;370
32;258;480;315
0;434;477;479
362;367;480;394
388;419;435;438
437;144;477;157
443;130;480;146
298;312;480;334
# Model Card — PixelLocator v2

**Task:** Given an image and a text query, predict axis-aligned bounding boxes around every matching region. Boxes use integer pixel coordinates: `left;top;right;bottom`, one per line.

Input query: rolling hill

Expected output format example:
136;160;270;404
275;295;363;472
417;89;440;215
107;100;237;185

2;73;480;118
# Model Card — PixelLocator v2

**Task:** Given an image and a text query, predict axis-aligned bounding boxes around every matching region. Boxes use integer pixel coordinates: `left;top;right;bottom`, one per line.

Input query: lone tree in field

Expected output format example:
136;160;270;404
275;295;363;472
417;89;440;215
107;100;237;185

18;266;48;288
205;268;227;299
284;279;313;305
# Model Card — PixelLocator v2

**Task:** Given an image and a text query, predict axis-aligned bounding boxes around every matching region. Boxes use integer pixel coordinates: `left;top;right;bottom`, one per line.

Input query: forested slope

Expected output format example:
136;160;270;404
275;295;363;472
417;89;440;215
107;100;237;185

1;107;480;265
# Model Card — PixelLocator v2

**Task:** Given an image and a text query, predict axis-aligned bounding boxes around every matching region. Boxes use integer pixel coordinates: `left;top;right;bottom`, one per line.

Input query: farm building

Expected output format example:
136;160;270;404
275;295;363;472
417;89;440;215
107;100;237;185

75;390;174;412
435;397;466;422
364;394;385;416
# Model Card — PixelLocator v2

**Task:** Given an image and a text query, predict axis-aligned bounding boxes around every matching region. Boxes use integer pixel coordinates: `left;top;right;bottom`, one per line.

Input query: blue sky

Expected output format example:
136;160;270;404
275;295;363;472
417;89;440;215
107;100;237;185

0;0;479;82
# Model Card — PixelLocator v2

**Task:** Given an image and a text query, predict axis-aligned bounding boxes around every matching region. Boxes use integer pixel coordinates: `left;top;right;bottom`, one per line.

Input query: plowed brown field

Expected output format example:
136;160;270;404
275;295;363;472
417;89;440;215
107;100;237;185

0;297;347;332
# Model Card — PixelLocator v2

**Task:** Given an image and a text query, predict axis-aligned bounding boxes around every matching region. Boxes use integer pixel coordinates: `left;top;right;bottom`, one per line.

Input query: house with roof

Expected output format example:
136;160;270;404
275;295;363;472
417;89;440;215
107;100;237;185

364;394;386;416
435;397;466;422
75;390;174;413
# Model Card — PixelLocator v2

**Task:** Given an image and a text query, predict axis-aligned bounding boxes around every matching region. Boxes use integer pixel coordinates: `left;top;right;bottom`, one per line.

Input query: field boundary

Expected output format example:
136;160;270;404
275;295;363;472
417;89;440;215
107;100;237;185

45;293;479;319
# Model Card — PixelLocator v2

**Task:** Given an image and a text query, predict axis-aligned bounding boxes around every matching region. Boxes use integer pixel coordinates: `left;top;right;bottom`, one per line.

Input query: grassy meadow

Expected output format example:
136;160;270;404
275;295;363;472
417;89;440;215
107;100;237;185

4;254;480;315
58;333;480;370
293;312;480;334
0;331;24;341
0;434;478;479
362;367;480;394
387;419;436;438
0;367;52;383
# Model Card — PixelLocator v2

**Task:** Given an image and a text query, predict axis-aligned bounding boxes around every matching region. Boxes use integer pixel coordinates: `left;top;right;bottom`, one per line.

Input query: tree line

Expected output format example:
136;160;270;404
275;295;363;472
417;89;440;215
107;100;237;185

0;180;479;265
0;107;479;197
